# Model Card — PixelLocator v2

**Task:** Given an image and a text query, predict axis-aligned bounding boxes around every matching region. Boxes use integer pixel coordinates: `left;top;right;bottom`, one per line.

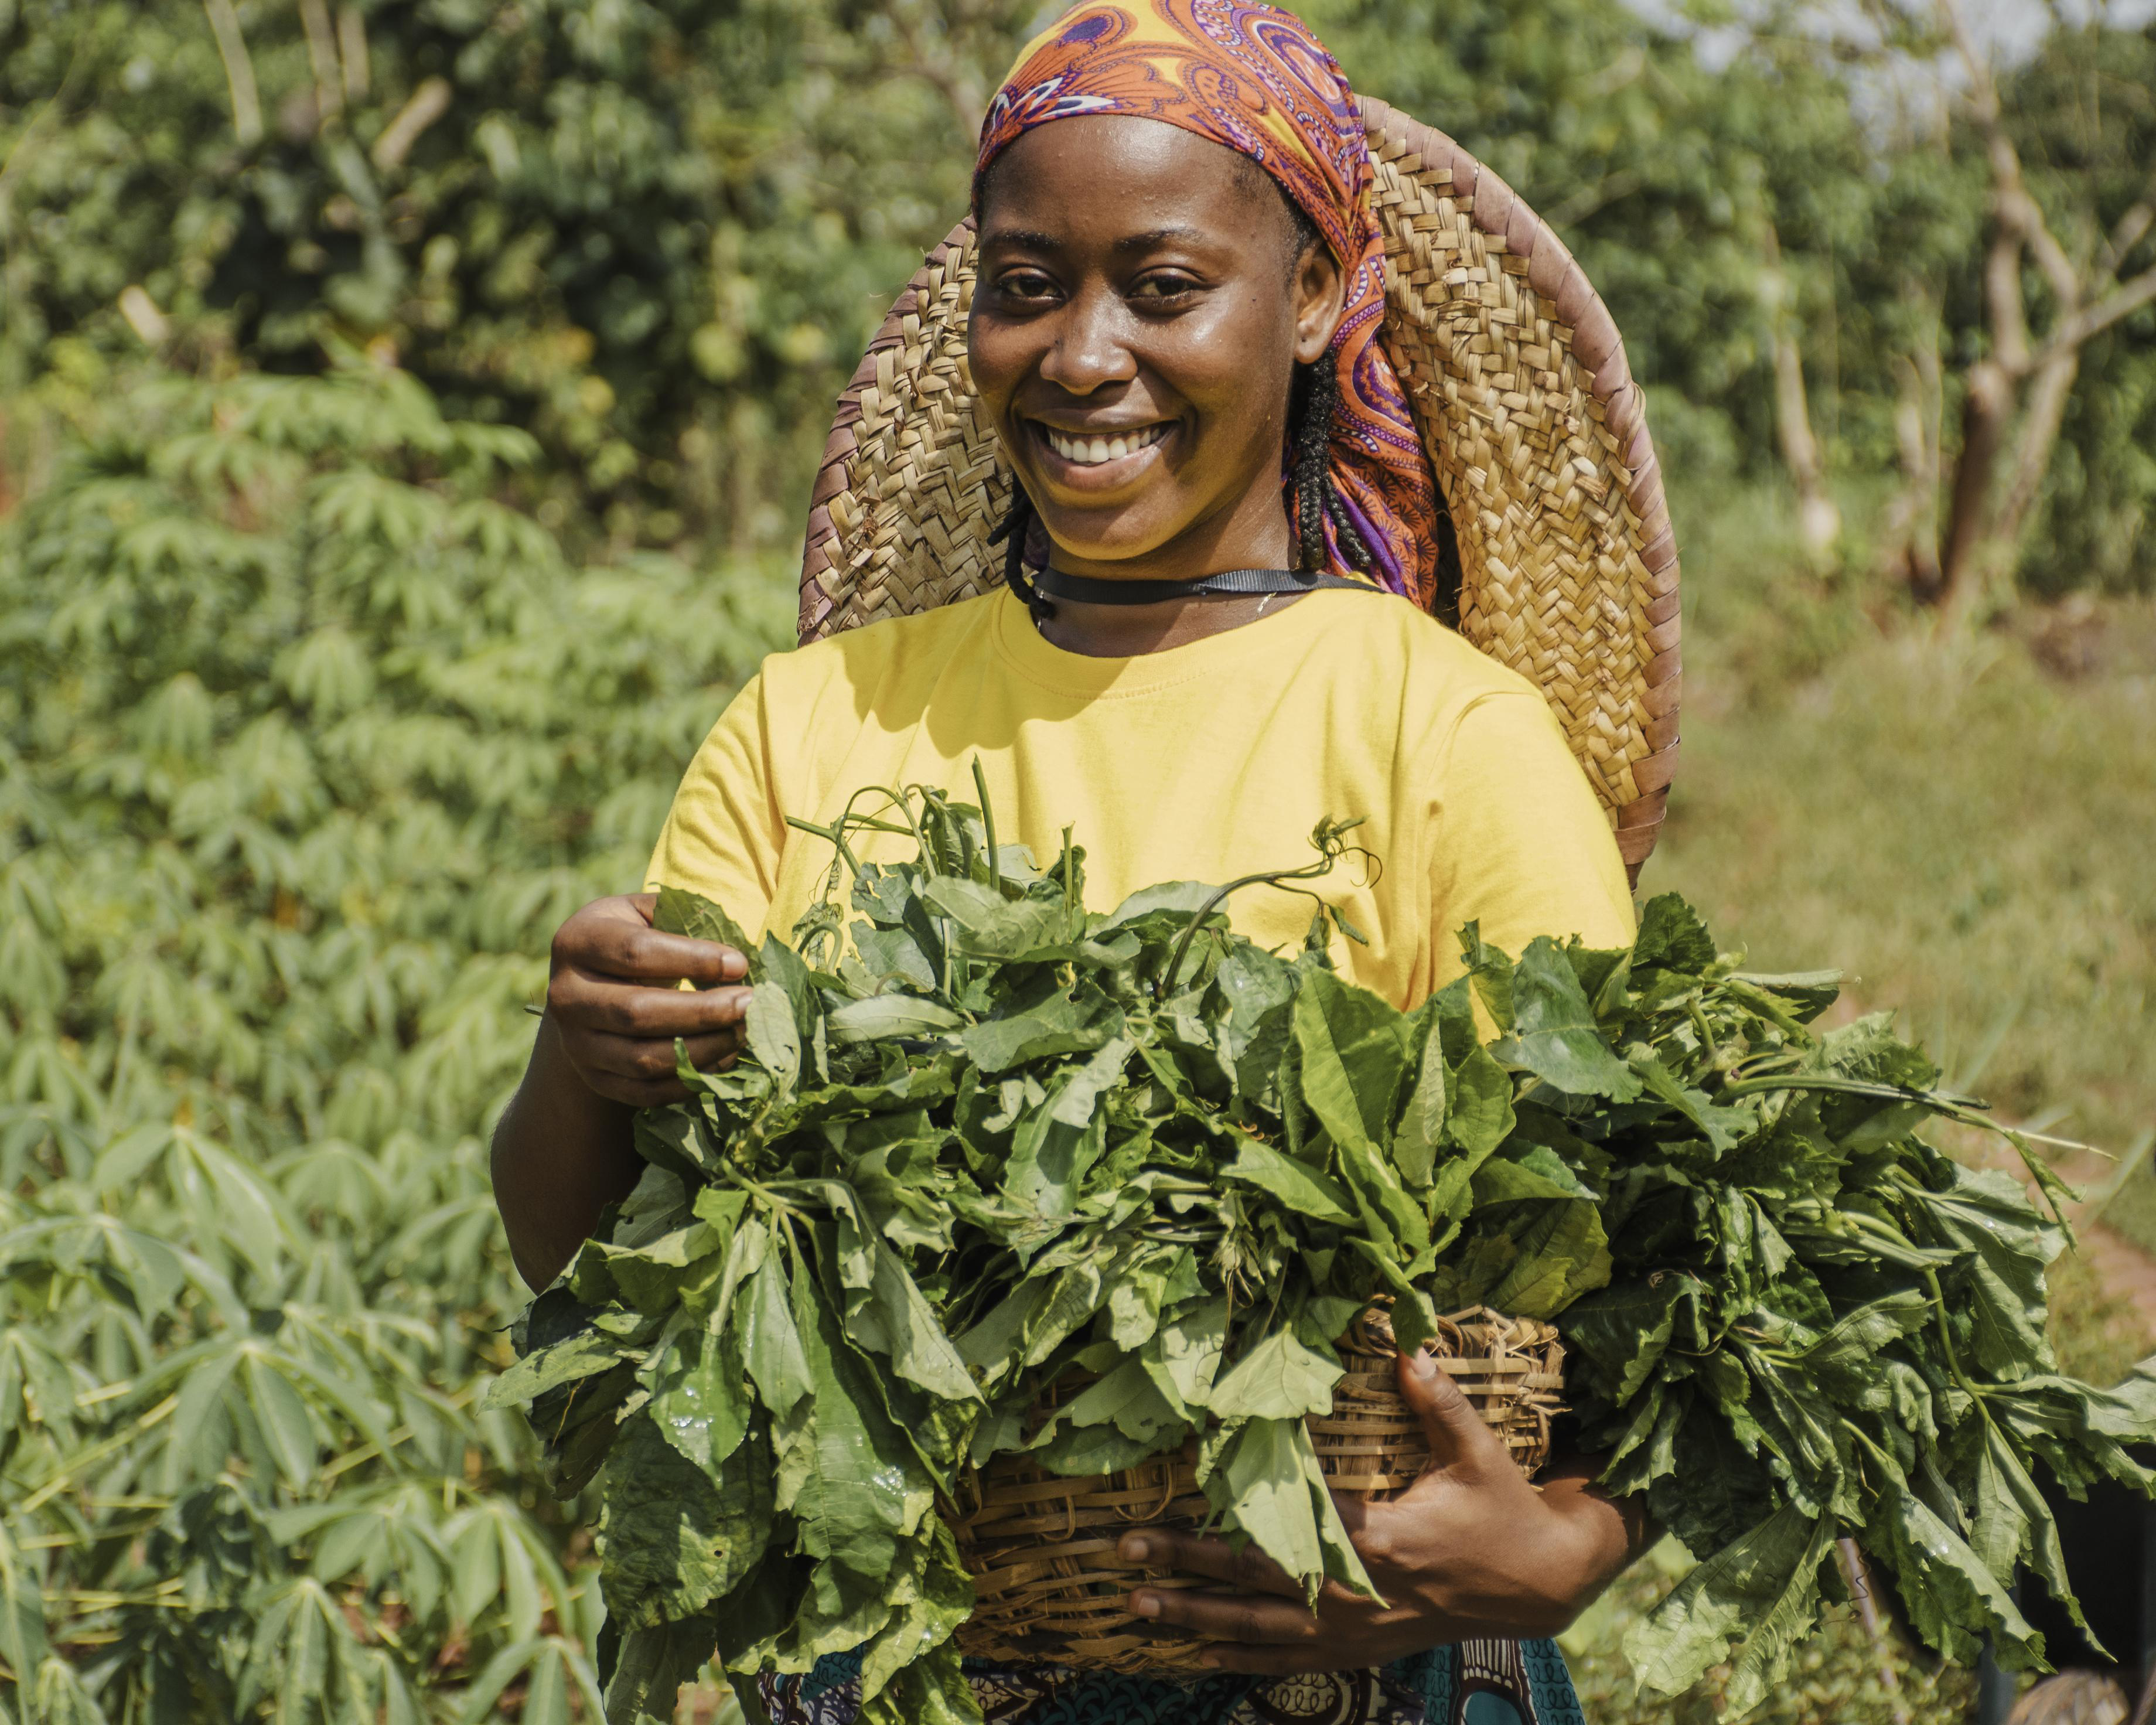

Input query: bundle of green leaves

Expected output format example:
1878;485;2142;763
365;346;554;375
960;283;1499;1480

496;782;2154;1725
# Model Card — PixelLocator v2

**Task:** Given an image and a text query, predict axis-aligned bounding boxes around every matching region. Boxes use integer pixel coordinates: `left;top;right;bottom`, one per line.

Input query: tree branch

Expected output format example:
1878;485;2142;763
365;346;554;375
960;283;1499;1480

200;0;263;148
372;77;452;173
299;0;344;127
2028;263;2156;369
2094;186;2155;285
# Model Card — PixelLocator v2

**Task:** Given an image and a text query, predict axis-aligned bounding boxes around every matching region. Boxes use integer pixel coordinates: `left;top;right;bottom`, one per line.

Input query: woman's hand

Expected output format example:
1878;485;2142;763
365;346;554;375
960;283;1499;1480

1118;1347;1650;1674
547;893;752;1105
491;894;754;1289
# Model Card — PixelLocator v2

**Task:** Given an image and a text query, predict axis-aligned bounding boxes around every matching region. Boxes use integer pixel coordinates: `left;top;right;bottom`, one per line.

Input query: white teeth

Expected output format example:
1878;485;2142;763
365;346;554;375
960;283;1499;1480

1043;424;1166;465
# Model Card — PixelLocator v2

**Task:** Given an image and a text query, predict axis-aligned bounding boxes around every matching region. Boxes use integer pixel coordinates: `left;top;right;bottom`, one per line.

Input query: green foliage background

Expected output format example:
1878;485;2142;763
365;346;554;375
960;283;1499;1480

2;0;2152;1719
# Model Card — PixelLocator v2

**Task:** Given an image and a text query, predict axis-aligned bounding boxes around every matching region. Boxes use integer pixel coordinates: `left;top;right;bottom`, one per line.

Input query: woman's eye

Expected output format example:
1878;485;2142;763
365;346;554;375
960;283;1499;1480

1131;273;1202;302
997;271;1057;302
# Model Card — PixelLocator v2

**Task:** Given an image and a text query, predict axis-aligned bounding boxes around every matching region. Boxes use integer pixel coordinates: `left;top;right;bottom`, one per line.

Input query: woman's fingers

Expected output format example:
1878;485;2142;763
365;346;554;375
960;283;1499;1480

1127;1584;1321;1646
554;894;748;988
1118;1530;1301;1598
551;975;753;1039
1394;1346;1514;1479
563;1025;743;1099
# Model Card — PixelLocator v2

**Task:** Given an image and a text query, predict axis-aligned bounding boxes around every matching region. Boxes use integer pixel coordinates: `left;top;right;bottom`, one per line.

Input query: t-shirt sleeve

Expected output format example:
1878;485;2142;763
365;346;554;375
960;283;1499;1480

642;670;785;940
1427;689;1636;979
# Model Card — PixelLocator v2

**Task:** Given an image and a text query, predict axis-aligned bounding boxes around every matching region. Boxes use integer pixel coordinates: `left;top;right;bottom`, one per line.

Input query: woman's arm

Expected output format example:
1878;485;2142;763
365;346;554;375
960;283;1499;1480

1118;1346;1654;1671
490;893;751;1290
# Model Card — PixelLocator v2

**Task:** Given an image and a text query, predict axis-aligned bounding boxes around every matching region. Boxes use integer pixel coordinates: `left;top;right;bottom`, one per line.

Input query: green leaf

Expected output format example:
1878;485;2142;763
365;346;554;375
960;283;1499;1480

742;1253;814;1419
1198;1416;1374;1605
1455;923;1516;1032
958;990;1121;1074
920;875;1068;958
1625;1507;1832;1702
650;1318;752;1471
773;1248;931;1581
1442;1045;1515;1158
1220;1137;1357;1226
1873;1474;2043;1667
1390;1019;1447;1187
1207;1324;1343;1421
1142;1297;1229;1415
1908;1167;2062;1377
244;1351;320;1490
653;887;762;977
1490;938;1642;1100
601;1617;720;1725
1048;1355;1185;1445
1290;970;1417;1150
745;979;803;1089
598;1414;773;1631
1632;894;1717;973
846;1232;981;1404
1978;1425;2094;1644
825;994;967;1043
1561;1276;1699;1402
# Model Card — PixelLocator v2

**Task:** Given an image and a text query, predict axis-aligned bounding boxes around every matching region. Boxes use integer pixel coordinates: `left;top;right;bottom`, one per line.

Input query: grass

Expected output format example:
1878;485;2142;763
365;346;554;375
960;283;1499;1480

1650;479;2156;1263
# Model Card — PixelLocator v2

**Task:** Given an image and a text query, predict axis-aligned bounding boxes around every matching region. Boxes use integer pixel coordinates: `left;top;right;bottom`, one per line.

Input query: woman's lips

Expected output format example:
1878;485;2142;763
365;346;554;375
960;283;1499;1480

1029;419;1173;487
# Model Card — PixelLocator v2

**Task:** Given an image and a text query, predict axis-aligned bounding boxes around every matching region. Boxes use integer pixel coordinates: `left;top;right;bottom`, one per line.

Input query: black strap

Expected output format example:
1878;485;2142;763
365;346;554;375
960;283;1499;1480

1022;564;1380;608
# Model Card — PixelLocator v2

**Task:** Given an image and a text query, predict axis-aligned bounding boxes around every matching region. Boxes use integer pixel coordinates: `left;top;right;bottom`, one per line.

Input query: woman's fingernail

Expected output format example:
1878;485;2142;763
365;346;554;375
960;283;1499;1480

1411;1346;1438;1379
1200;1652;1222;1668
1132;1591;1161;1618
1120;1535;1150;1563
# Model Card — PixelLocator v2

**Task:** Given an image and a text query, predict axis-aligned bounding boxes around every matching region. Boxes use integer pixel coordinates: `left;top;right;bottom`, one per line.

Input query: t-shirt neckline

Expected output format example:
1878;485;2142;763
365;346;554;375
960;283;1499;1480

987;585;1356;698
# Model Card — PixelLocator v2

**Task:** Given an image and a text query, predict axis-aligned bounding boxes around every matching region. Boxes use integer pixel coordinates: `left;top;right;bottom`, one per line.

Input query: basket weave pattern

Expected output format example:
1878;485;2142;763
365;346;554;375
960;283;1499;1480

949;1305;1564;1676
796;97;1679;874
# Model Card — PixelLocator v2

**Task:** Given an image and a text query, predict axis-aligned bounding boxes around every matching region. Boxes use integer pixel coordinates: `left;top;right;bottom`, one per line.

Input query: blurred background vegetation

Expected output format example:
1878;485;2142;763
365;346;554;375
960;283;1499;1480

1;0;2151;1720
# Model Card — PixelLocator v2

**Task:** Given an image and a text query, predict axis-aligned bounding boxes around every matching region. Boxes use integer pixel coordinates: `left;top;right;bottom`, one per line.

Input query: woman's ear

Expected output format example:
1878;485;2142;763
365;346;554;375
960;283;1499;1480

1291;242;1347;366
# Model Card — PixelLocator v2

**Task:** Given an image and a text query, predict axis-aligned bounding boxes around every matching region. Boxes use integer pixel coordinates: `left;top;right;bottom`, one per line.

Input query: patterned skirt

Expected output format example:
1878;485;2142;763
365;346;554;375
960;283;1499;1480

756;1639;1585;1725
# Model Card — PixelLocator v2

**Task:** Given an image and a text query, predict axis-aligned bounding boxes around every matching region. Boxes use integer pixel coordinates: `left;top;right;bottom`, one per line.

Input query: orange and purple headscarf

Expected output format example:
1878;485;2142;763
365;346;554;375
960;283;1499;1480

974;1;1442;605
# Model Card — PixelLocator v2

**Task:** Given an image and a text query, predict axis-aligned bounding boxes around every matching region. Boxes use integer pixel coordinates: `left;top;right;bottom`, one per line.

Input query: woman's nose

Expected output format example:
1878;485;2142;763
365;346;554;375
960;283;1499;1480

1036;288;1138;394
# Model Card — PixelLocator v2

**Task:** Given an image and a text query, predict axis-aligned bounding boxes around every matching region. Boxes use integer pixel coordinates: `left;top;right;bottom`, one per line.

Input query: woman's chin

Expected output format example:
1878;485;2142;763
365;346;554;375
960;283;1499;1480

1022;509;1195;574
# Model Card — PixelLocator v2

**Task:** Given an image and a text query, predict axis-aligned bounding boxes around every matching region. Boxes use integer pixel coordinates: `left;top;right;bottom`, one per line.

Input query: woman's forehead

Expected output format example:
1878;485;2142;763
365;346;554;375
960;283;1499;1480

977;117;1281;238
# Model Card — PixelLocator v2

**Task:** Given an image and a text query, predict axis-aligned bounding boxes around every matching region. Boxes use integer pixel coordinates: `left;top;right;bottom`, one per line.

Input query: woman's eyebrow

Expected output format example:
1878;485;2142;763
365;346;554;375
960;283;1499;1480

980;226;1062;253
979;224;1216;254
1113;226;1211;253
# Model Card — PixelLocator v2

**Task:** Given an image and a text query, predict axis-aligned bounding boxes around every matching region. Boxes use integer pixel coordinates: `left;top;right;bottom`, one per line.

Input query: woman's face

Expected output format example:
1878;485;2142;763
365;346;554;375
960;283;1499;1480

968;117;1345;581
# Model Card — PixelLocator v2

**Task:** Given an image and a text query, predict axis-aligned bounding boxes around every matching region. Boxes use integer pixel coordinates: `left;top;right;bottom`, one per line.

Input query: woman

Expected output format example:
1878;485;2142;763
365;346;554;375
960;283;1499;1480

493;5;1655;1720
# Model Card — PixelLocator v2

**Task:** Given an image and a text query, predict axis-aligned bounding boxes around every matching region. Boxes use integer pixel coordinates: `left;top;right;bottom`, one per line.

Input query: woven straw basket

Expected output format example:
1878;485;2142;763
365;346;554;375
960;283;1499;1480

949;1305;1565;1675
797;96;1680;878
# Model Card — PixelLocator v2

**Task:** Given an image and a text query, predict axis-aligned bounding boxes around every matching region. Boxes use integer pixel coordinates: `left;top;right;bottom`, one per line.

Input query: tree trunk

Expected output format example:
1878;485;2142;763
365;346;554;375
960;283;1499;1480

1935;358;2013;614
1882;352;1942;600
1759;226;1841;563
1993;347;2081;555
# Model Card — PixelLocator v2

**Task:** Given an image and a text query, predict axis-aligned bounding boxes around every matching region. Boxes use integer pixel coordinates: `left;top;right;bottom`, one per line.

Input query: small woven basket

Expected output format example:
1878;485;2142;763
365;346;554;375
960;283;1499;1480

949;1305;1564;1675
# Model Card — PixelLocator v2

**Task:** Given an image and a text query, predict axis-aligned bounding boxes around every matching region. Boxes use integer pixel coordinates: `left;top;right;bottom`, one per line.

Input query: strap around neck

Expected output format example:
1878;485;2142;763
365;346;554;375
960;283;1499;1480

1022;565;1379;608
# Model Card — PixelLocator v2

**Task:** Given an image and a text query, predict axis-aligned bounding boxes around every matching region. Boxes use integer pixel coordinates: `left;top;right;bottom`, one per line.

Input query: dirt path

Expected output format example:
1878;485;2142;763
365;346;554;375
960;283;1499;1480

2080;1221;2156;1342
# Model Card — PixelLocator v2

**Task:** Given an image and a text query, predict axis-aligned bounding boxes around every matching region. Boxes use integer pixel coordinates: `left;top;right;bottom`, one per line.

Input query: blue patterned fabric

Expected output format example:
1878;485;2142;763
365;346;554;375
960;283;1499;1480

757;1638;1585;1724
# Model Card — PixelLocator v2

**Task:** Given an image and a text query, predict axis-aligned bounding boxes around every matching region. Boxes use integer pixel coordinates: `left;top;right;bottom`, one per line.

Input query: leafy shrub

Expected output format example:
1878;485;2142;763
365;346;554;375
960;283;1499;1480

0;0;1012;547
0;362;787;1720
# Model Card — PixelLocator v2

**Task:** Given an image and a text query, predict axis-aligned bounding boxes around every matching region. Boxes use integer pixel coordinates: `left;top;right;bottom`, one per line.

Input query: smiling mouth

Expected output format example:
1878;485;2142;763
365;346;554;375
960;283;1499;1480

1036;422;1173;467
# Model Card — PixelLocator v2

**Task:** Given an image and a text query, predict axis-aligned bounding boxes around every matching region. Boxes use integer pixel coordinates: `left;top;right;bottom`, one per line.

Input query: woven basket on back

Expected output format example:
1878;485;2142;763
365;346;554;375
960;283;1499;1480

949;1305;1564;1676
797;95;1680;877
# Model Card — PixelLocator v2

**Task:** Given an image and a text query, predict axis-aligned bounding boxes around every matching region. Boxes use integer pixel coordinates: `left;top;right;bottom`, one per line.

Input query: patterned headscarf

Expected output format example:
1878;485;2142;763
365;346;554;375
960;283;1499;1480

974;1;1442;605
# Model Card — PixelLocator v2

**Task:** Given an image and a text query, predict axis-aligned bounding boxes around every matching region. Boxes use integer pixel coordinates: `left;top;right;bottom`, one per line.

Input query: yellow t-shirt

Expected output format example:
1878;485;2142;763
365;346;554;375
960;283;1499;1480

644;587;1633;1008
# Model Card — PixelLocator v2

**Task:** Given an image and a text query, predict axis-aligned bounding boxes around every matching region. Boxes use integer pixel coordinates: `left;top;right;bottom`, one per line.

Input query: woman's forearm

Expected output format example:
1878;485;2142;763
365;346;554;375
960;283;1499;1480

490;1013;642;1290
1539;1447;1659;1597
